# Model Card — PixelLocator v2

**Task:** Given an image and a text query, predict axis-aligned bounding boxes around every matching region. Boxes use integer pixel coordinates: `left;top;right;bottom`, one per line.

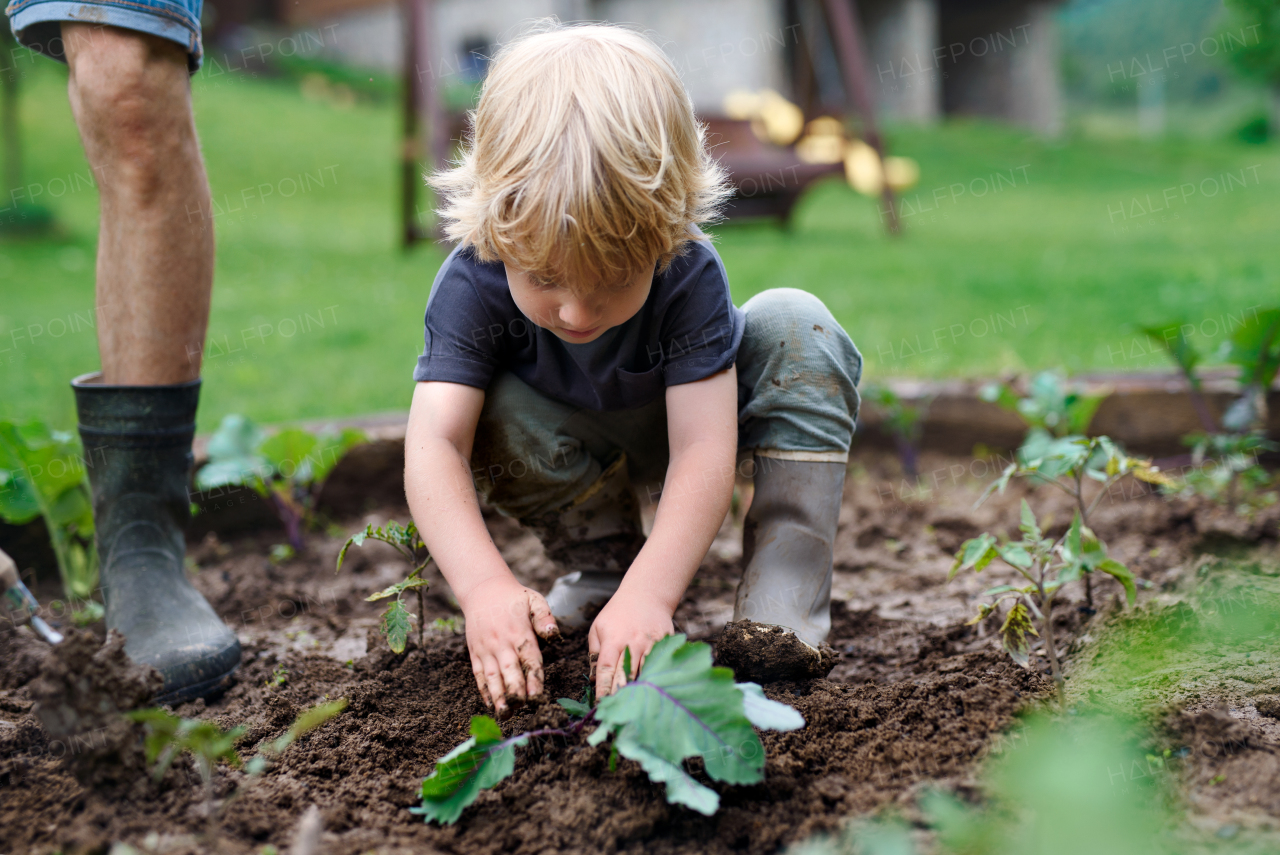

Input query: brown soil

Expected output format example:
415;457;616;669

1;448;1276;855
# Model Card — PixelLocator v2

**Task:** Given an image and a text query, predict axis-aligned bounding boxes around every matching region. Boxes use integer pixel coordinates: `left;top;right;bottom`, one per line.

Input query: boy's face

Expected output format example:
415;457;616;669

505;260;655;344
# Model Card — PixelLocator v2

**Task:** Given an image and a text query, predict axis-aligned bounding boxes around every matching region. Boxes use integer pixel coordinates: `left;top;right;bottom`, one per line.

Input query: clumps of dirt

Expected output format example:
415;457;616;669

1163;705;1280;824
714;620;836;682
29;629;162;788
1257;697;1280;720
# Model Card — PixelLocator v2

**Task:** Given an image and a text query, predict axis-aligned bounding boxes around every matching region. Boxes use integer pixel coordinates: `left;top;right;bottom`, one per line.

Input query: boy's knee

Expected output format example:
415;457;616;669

742;288;835;335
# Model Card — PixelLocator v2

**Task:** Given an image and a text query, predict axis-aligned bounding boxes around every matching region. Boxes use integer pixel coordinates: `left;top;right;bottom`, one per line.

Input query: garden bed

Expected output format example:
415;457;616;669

1;447;1278;855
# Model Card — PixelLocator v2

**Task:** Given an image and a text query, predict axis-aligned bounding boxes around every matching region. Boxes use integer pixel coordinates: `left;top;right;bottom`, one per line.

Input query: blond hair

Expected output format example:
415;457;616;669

429;21;731;290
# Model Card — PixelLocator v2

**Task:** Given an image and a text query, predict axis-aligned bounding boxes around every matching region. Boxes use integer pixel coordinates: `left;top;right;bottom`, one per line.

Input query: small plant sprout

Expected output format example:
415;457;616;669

863;384;933;482
128;708;246;829
196;414;365;553
410;634;804;824
951;499;1138;698
336;519;431;653
981;370;1108;444
129;701;346;833
980;434;1170;608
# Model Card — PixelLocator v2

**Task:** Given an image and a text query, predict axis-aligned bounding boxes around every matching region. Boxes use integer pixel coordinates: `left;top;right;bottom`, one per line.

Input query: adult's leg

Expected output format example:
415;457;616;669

58;23;236;702
63;22;213;383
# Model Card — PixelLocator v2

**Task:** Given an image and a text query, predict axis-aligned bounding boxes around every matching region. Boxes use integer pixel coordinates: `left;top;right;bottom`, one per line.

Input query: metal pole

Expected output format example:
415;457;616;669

821;0;901;235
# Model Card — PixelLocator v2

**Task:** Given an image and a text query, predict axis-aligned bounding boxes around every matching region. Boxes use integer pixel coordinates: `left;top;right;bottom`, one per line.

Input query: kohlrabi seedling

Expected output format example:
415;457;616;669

336;519;431;654
196;414;365;553
863;384;932;482
410;634;804;824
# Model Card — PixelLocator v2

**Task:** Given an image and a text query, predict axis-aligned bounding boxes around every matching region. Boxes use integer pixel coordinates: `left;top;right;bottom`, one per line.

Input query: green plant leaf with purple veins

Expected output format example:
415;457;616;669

999;603;1038;668
411;716;530;825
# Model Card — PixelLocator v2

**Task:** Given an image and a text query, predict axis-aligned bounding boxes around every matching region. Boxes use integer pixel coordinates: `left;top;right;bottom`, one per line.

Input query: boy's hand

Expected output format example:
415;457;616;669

463;575;559;718
588;589;674;700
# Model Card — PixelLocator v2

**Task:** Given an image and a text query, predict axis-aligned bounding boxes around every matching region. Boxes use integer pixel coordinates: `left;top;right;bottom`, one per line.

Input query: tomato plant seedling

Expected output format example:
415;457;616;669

336;519;431;653
196;414;365;552
979;433;1170;608
410;634;804;824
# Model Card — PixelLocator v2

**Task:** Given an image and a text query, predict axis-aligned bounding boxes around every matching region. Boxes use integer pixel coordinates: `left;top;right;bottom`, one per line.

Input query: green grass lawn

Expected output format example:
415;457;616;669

1;60;1277;433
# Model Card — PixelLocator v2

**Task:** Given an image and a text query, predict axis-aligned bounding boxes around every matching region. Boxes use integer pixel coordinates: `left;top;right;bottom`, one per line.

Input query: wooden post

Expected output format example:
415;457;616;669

821;0;901;235
400;0;446;248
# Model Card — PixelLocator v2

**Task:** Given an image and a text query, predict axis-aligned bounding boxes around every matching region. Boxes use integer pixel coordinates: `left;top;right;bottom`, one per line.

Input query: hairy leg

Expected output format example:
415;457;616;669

63;23;213;385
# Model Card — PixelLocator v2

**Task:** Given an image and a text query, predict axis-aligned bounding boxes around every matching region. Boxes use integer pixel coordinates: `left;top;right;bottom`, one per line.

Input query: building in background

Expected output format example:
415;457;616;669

209;0;1064;135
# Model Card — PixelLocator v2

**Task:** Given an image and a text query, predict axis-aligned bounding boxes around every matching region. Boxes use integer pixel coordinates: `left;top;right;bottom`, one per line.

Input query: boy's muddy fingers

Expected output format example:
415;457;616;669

480;656;508;716
527;592;559;639
497;650;528;705
516;638;545;697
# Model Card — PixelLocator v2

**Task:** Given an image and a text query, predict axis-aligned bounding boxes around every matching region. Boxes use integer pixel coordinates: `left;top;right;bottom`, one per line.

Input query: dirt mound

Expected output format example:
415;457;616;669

714;620;837;682
29;629;162;789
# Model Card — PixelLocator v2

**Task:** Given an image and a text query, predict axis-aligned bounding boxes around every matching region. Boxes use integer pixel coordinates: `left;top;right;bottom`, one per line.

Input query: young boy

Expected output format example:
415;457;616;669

405;22;861;715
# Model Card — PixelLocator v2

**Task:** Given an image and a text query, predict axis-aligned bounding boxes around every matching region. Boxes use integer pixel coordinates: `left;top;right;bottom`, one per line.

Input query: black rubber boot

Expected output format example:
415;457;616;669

73;372;240;704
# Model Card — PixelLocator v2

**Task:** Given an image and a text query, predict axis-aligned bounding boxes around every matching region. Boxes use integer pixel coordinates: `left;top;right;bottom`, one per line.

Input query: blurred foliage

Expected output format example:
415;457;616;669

0;419;96;599
1222;0;1280;88
195;414;364;550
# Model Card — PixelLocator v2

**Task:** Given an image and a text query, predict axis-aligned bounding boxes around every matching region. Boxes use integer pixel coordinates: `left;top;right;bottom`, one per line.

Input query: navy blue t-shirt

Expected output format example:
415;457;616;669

412;238;744;412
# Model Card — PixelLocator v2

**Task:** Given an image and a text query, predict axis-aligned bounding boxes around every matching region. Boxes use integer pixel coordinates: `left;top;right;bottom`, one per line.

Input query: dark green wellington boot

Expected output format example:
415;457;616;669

73;372;241;703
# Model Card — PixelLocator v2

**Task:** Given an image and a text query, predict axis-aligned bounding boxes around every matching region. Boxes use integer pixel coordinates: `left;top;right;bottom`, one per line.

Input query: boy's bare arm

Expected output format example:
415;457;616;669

589;366;738;698
405;381;558;715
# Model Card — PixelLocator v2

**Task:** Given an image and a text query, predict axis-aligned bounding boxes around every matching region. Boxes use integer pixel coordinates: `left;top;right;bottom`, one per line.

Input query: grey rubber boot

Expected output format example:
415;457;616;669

720;455;844;681
527;454;645;629
73;372;241;704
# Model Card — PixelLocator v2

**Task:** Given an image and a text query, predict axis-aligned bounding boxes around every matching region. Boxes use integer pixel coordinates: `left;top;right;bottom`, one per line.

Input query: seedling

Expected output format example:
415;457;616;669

196;414;365;552
0;419;97;600
981;370;1108;446
951;499;1136;698
1176;431;1278;509
979;433;1170;608
410;634;804;824
129;700;346;827
336;519;431;653
1143;310;1279;507
863;384;932;481
265;665;289;688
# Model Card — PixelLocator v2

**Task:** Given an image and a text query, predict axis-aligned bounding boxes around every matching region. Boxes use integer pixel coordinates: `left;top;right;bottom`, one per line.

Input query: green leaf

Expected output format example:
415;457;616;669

381;599;412;654
366;576;429;602
623;645;633;680
950;533;998;580
999;603;1038;668
259;428;319;485
268;699;348;755
981;584;1026;597
590;634;796;811
996;543;1033;570
1018;500;1041;541
557;698;592;717
737;683;805;731
411;716;530;825
198;415;269;489
613;731;720;815
335;526;372;573
1098;559;1138;607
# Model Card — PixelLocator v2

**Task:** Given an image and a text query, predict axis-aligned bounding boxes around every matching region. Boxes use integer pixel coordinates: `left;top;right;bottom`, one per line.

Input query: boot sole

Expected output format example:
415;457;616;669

155;664;239;706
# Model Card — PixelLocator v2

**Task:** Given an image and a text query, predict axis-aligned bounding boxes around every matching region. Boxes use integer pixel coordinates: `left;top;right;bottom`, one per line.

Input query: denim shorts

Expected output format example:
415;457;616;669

5;0;203;71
